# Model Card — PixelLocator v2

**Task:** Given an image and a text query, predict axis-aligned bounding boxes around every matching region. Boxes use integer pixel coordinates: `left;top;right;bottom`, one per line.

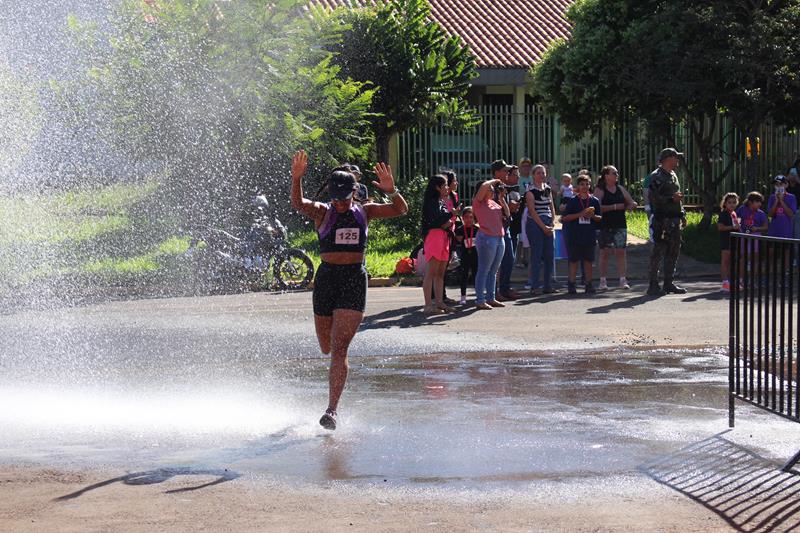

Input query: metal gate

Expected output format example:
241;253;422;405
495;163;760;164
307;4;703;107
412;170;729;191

729;232;800;471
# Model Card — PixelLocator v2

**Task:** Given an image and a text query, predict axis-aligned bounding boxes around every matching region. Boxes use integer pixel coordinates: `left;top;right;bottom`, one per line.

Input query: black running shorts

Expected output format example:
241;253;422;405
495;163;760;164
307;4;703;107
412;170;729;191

312;262;368;317
568;243;596;262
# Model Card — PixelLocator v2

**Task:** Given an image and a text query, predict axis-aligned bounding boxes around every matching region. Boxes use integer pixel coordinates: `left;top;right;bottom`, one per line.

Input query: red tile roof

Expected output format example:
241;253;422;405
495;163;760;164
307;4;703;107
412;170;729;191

309;0;574;69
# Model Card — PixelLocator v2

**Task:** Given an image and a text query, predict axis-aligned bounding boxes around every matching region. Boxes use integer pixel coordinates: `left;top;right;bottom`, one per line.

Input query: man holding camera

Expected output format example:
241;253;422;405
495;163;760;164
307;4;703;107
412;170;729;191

490;159;522;301
647;148;687;296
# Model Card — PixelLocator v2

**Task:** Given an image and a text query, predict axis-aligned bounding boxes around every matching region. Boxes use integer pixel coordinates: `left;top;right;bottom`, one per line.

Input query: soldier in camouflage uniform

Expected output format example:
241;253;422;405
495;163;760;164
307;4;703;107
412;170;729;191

647;148;688;296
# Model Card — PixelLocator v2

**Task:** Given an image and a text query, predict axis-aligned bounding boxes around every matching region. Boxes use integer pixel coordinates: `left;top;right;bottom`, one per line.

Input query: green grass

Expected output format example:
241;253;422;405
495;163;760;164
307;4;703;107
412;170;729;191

0;182;157;246
81;236;192;276
291;219;418;278
626;211;720;263
0;182;194;289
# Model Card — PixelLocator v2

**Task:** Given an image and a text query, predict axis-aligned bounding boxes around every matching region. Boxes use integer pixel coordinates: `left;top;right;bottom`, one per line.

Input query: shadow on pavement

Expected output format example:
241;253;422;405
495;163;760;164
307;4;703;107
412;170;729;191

640;432;800;532
586;294;657;314
54;467;240;501
361;304;479;330
682;290;727;303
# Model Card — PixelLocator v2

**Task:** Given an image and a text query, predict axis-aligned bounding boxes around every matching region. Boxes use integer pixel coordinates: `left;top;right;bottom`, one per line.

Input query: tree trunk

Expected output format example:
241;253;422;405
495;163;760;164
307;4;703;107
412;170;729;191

375;131;391;165
697;155;717;231
679;116;718;231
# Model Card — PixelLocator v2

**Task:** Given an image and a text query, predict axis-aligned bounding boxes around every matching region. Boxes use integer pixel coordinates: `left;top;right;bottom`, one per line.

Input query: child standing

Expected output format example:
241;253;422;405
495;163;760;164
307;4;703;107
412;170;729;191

717;192;740;292
559;173;575;214
561;175;602;294
767;174;796;238
454;206;479;305
736;191;769;284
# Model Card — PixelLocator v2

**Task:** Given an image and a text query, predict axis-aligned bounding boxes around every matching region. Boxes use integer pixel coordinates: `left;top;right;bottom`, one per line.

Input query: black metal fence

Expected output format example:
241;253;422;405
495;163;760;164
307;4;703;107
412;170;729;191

729;232;800;471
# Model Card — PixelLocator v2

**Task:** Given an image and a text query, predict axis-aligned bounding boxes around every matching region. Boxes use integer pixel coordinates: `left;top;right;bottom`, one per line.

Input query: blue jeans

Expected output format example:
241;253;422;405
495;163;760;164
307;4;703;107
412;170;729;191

527;215;554;290
475;232;505;304
498;230;515;294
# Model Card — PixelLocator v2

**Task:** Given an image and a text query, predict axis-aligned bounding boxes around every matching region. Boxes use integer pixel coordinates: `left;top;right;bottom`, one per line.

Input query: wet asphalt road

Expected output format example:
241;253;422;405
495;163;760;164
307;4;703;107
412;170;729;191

1;282;799;491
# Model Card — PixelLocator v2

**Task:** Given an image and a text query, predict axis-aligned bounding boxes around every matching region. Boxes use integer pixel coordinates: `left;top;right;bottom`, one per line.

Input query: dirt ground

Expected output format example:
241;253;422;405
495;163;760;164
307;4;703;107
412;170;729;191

0;466;731;532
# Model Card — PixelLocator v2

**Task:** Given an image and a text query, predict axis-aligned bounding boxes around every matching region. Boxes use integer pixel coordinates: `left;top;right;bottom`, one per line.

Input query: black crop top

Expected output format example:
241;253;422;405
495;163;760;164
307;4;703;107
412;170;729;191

317;203;368;254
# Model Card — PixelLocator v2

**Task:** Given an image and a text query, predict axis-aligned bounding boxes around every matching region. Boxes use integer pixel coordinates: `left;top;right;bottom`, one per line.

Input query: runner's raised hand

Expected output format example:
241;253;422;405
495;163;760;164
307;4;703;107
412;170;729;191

292;150;308;181
372;162;396;193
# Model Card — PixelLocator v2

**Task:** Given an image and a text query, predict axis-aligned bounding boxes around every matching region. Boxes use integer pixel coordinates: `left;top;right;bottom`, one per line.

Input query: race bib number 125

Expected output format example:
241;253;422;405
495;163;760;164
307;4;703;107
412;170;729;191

335;228;360;245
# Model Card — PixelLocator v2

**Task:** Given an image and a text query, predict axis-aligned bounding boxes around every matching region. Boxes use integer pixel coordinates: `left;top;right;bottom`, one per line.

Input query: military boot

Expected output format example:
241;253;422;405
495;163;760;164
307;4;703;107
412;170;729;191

663;281;687;294
646;281;664;296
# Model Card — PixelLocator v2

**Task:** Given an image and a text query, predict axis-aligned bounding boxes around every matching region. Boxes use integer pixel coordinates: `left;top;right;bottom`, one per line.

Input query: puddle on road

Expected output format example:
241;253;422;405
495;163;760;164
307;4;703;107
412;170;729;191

1;347;798;490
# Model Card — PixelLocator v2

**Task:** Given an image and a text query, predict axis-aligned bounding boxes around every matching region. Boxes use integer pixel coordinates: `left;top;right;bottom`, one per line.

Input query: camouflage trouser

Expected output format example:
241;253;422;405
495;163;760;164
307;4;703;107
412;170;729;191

649;216;682;283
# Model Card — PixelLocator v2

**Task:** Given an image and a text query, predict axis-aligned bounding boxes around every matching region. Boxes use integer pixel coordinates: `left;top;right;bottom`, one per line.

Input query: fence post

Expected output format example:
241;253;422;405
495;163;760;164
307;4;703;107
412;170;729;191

729;233;738;428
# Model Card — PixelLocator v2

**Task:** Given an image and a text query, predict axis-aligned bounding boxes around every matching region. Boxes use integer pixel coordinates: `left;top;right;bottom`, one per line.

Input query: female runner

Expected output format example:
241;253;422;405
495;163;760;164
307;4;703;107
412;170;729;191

290;150;408;430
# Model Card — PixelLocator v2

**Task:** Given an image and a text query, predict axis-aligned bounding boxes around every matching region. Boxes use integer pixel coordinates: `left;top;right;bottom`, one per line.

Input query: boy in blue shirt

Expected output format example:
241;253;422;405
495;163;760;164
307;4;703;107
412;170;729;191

562;175;602;294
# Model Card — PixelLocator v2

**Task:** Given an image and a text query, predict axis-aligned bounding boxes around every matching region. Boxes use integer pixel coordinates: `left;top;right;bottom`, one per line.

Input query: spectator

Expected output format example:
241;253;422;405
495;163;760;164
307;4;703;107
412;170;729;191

340;163;369;203
437;170;461;305
524;164;557;294
516;157;534;271
454;207;479;305
472;177;509;310
562;175;602;294
717;192;740;292
736;191;768;282
647;148;687;296
559;173;574;213
420;175;456;315
518;157;534;191
594;165;637;290
767;174;796;238
492;160;521;301
737;191;768;237
788;168;800;244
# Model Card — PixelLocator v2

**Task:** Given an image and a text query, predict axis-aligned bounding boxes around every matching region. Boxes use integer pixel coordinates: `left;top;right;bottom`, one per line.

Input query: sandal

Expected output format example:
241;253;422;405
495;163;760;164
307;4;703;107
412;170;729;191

437;304;456;313
423;305;445;316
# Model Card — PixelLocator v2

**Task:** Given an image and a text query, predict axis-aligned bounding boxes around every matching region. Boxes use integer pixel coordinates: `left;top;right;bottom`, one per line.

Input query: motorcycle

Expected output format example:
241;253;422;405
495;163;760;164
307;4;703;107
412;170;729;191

186;210;314;292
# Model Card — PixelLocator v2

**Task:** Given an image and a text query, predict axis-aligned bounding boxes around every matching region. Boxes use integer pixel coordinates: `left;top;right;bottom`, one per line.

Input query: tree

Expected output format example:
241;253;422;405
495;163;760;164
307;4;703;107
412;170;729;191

319;0;479;163
530;0;800;228
57;0;375;226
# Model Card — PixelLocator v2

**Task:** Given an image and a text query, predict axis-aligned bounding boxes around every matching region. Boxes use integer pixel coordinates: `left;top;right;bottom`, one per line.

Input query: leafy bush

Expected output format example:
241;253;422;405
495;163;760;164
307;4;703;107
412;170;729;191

627;211;719;263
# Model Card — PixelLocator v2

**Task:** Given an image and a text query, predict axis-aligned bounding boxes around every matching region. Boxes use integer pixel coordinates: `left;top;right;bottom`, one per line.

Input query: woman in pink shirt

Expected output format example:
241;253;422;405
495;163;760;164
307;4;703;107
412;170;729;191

472;178;509;309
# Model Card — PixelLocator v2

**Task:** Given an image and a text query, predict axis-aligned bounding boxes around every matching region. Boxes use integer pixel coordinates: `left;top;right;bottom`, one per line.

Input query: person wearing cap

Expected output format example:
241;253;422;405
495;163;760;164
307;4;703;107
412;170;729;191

518;157;533;192
290;150;408;430
647;148;687;296
489;159;521;301
340;163;369;203
767;174;796;239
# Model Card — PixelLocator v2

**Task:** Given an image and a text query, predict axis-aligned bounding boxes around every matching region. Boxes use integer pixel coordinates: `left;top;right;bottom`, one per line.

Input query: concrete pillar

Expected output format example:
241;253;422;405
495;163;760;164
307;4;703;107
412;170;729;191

388;133;400;177
514;85;526;163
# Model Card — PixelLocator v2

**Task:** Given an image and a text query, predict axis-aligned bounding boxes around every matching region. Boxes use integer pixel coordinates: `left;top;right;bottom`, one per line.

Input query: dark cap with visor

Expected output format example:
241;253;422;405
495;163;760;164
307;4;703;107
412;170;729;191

328;171;357;200
490;159;513;172
658;148;684;162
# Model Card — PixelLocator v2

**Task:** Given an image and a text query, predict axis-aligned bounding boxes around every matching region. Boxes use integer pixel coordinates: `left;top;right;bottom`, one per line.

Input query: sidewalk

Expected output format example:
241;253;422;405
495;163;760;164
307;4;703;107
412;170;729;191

511;233;719;283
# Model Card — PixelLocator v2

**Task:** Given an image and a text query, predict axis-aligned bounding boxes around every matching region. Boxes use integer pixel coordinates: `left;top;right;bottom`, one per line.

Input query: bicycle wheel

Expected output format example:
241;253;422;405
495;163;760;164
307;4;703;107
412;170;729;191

273;248;314;290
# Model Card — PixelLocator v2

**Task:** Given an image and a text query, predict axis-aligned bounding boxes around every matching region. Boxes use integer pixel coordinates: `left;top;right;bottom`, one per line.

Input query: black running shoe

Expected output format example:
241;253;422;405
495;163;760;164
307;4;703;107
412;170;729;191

646;282;664;297
584;282;596;294
567;282;577;295
319;409;337;430
663;282;687;294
